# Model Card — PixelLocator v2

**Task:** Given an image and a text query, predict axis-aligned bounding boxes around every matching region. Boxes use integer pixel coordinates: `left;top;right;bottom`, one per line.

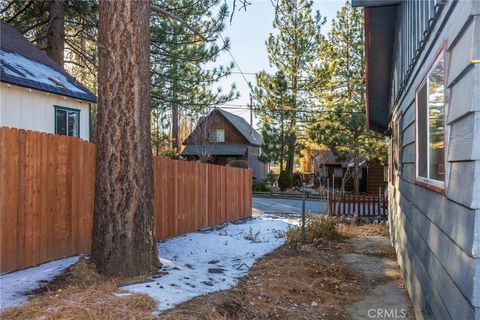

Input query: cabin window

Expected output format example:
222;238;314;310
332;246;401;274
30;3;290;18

55;106;80;138
416;52;445;185
333;167;343;178
209;129;225;142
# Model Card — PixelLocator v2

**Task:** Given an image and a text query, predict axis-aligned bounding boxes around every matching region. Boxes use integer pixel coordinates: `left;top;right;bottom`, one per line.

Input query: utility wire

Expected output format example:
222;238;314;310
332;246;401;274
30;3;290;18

218;33;253;92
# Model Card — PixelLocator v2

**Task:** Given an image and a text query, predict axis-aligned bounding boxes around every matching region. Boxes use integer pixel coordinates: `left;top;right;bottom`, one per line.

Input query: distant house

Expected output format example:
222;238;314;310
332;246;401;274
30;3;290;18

310;150;387;193
353;0;480;319
181;108;267;180
0;22;96;141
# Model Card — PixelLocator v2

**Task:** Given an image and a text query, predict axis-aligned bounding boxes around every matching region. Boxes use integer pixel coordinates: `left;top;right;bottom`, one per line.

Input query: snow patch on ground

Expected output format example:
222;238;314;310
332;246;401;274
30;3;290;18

123;216;290;312
0;257;78;311
0;216;291;314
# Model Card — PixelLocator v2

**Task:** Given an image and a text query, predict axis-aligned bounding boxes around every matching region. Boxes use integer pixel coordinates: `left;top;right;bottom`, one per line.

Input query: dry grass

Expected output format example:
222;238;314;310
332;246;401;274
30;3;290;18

337;222;390;238
161;245;364;320
1;284;157;320
286;215;342;246
1;257;157;320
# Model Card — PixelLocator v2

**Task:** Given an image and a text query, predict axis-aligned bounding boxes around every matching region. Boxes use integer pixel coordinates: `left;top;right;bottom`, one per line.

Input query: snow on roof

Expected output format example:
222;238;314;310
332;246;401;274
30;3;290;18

0;22;96;102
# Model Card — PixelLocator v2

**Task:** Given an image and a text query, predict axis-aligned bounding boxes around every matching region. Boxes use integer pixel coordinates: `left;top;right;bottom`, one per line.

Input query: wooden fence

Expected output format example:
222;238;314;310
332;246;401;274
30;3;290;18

329;191;388;218
0;127;252;273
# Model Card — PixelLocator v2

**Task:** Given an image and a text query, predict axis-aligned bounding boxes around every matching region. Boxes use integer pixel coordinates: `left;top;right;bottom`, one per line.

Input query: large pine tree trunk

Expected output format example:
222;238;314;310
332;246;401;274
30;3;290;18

92;0;160;276
45;0;64;67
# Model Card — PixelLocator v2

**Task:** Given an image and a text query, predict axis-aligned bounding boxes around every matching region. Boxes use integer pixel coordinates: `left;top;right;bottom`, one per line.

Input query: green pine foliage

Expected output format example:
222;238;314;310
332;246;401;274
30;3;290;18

255;0;326;175
150;0;238;153
308;2;387;192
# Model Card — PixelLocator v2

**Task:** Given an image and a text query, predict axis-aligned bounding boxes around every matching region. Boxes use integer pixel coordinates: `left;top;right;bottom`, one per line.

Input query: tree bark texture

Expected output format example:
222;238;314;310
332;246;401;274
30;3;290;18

172;103;179;152
45;0;65;67
92;0;159;276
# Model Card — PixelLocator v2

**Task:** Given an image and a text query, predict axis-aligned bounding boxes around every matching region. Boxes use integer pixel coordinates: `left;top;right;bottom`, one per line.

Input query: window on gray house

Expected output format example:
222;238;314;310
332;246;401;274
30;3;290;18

416;53;445;184
55;106;80;138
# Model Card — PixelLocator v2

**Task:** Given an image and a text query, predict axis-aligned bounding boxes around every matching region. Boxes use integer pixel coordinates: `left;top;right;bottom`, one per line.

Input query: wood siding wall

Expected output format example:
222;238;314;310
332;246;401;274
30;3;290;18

389;2;480;319
0;84;91;141
0;127;252;273
185;113;247;145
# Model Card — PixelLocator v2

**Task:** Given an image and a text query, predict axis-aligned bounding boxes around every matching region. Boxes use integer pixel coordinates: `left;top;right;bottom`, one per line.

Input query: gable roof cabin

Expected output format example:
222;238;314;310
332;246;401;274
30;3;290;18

181;108;266;179
181;108;263;156
0;22;96;140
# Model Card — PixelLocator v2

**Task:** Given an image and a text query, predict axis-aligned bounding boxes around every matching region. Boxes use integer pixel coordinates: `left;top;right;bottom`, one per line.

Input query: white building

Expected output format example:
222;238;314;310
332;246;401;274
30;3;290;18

0;22;96;141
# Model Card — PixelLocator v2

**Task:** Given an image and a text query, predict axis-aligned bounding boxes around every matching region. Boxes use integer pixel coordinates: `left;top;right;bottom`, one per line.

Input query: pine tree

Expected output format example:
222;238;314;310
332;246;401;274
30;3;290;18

92;0;159;276
308;3;387;194
150;0;238;155
258;0;325;175
254;71;290;171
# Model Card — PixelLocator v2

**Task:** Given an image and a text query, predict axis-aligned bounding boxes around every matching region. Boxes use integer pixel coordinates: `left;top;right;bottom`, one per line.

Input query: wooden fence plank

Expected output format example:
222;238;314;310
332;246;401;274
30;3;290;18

0;127;252;273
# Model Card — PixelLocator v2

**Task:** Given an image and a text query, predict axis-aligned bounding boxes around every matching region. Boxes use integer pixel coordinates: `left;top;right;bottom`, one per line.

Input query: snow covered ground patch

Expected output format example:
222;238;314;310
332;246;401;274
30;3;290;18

123;216;291;312
0;257;78;311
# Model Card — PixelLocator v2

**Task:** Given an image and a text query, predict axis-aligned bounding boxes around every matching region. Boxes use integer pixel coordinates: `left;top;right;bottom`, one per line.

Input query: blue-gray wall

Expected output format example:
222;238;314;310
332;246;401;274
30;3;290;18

389;1;480;319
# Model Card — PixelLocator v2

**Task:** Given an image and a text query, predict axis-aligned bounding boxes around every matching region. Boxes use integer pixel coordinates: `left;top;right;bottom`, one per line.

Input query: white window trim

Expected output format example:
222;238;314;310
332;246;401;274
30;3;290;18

415;50;446;188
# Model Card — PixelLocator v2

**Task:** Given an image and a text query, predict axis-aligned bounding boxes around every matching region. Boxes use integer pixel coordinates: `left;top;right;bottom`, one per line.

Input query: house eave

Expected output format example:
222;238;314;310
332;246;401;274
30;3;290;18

351;0;400;8
1;79;97;103
363;4;398;135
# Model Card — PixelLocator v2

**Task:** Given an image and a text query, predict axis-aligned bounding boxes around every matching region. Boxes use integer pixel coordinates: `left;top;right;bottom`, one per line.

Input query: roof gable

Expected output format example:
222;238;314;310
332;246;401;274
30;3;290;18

184;109;263;146
0;22;96;103
216;109;263;146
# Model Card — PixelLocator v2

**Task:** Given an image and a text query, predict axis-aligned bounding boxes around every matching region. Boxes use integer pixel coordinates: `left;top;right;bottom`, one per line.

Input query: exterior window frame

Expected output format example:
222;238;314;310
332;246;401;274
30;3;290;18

414;48;447;193
210;129;225;143
54;105;80;138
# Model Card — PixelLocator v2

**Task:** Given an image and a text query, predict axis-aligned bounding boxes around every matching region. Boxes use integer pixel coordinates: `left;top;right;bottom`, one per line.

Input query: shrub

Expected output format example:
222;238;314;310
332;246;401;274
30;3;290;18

292;172;303;188
252;181;269;192
277;171;293;191
265;172;278;186
286;216;340;245
228;159;248;168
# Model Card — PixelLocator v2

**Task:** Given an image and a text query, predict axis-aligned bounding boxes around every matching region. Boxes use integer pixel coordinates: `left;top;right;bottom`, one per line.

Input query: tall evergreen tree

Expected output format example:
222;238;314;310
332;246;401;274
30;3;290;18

92;0;159;276
254;71;290;171
308;3;386;193
258;0;325;175
150;0;238;154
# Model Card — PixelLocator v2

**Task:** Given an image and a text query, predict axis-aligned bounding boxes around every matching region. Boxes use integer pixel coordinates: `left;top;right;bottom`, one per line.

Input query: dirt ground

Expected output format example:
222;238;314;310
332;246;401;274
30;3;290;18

2;223;414;320
160;223;414;320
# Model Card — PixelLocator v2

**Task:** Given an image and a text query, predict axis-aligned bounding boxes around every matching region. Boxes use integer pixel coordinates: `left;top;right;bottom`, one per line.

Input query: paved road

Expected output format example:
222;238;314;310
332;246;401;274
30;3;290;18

252;197;327;215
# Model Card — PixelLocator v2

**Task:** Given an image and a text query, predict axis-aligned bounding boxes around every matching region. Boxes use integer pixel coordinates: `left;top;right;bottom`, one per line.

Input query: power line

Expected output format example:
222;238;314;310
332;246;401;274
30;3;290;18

218;33;253;92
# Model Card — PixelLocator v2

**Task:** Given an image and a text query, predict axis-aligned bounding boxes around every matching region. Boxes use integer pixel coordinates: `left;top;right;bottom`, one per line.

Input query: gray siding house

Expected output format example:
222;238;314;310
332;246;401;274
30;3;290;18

352;0;480;319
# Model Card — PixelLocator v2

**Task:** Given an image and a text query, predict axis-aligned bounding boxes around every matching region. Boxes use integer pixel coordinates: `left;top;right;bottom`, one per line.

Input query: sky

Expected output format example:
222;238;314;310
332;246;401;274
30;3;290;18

212;0;346;126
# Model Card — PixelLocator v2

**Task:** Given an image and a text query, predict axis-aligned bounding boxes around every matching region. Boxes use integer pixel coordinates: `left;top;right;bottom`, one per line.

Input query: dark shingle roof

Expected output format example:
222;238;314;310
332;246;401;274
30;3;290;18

181;144;248;156
216;109;263;146
0;22;96;103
